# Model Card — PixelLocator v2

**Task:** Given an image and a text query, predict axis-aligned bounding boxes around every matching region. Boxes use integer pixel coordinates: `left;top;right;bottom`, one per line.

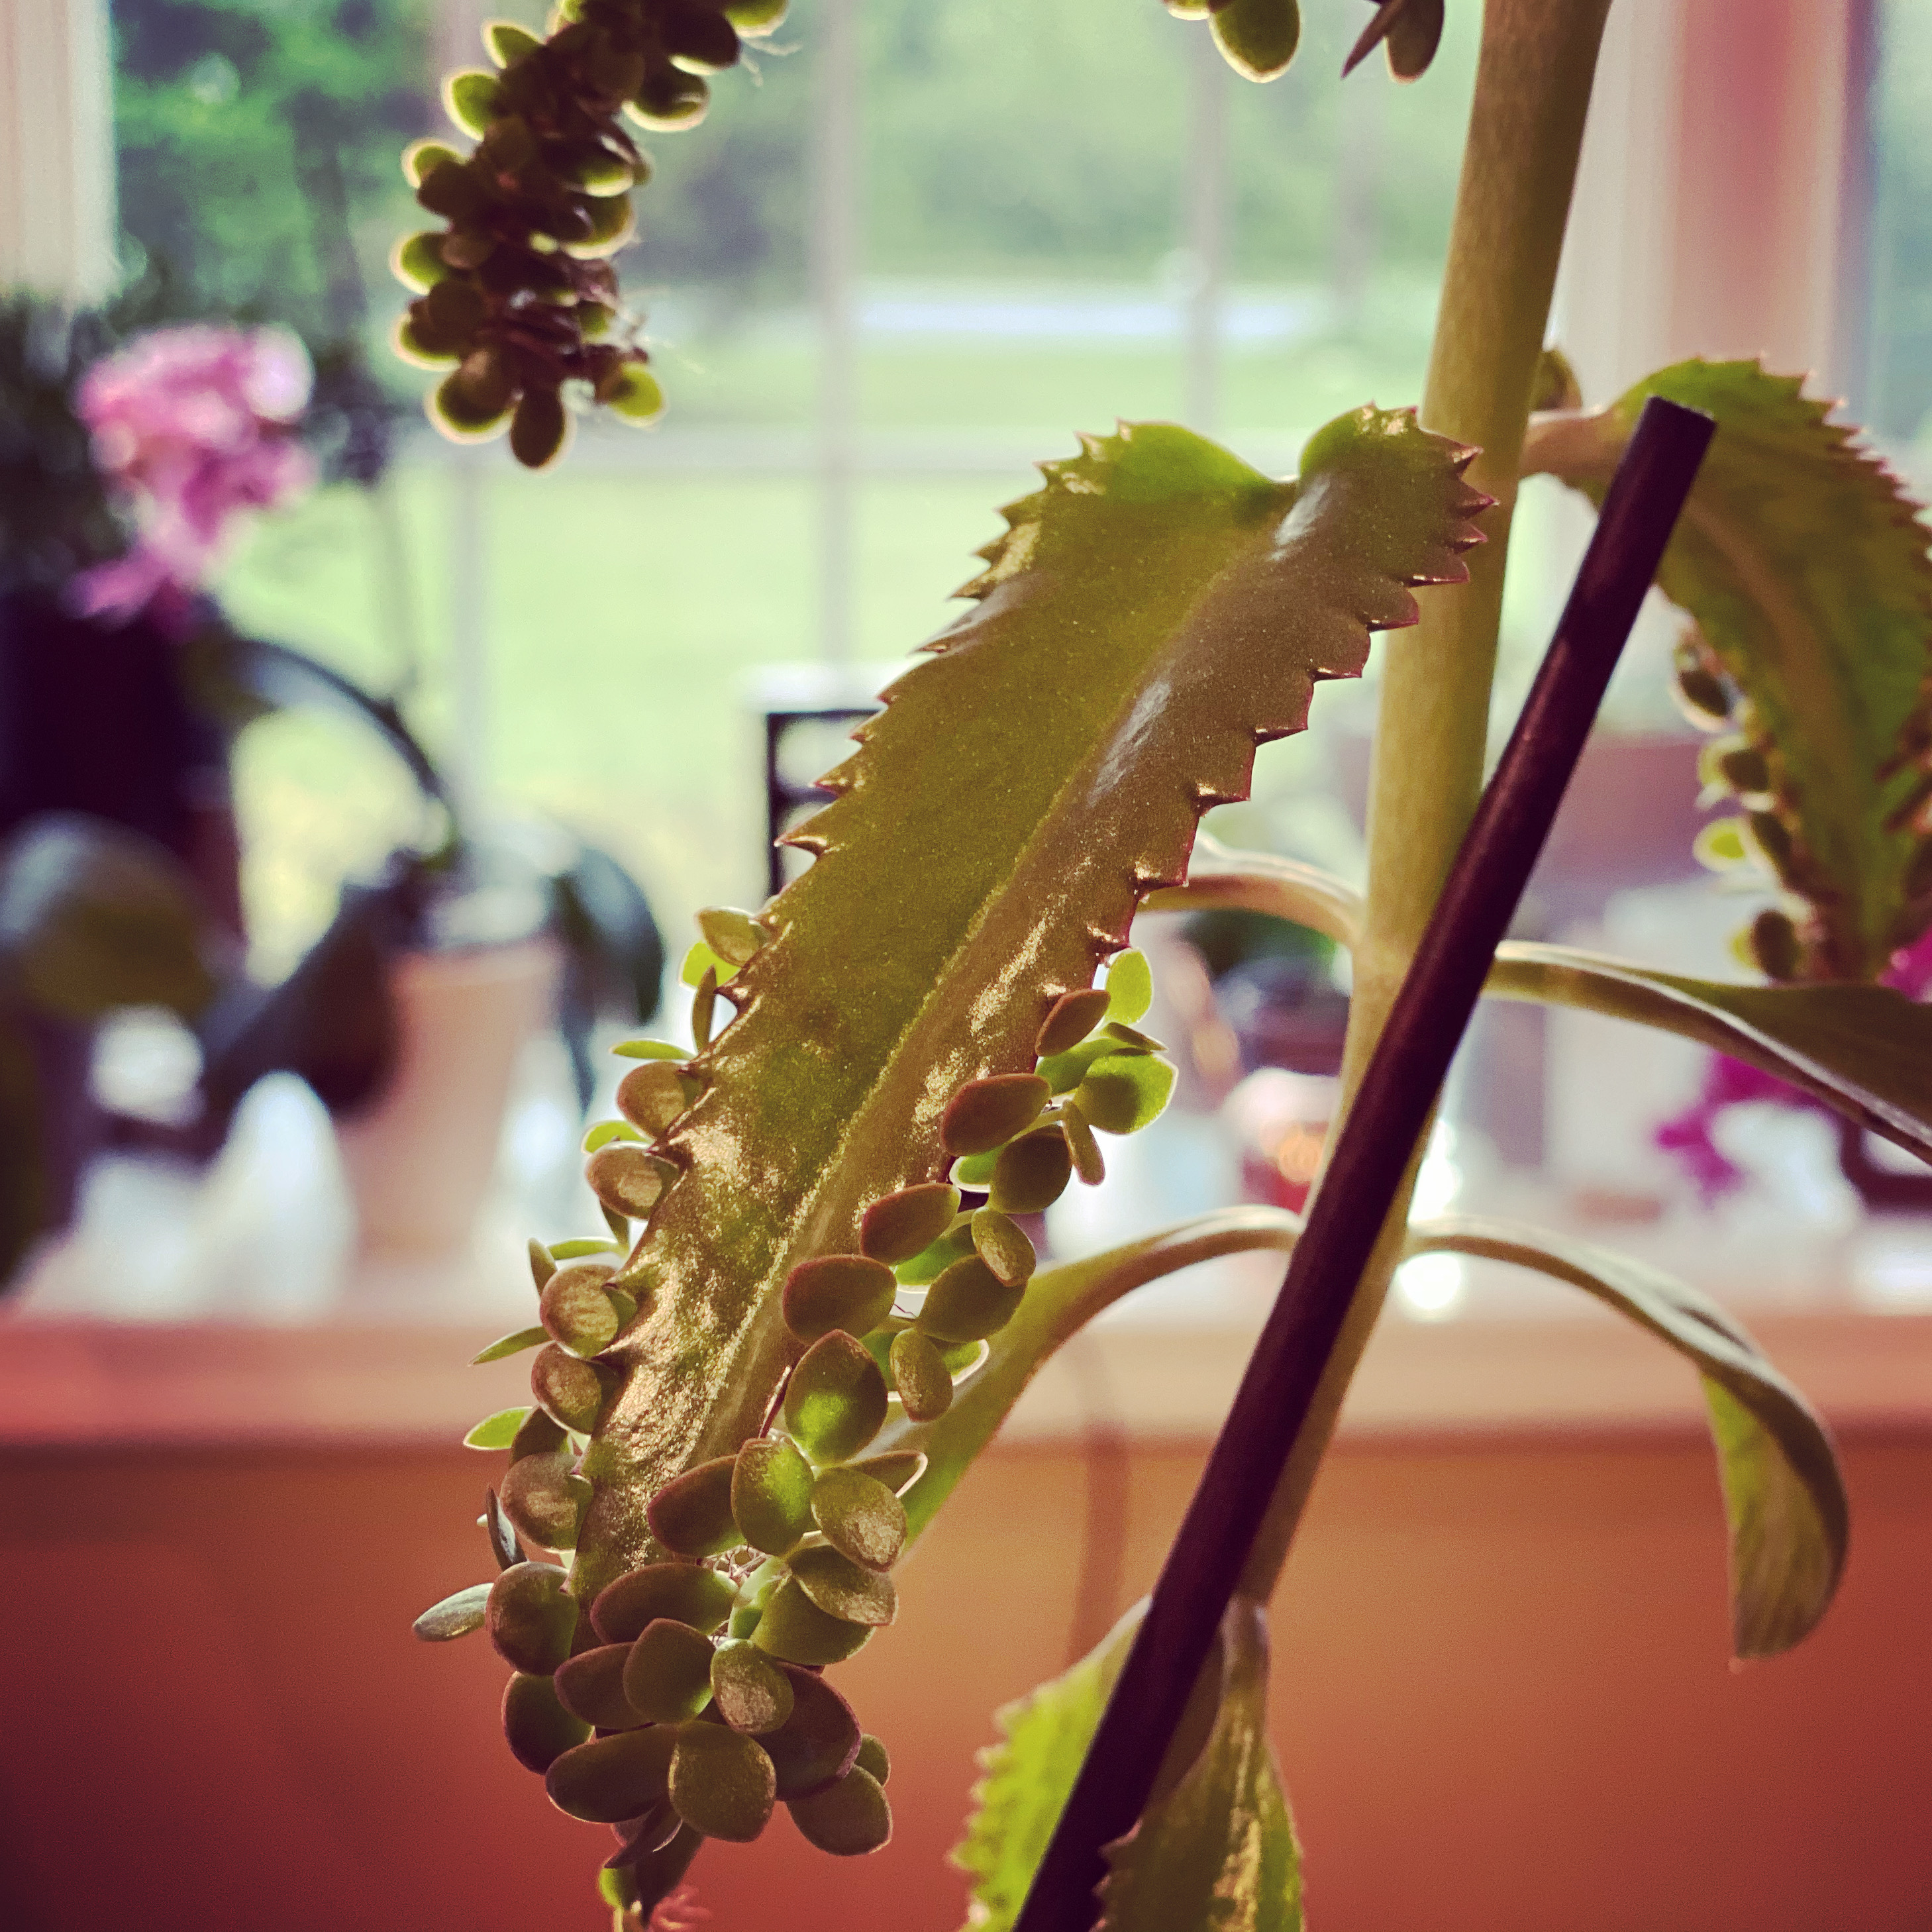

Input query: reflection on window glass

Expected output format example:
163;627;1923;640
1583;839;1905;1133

1871;0;1932;446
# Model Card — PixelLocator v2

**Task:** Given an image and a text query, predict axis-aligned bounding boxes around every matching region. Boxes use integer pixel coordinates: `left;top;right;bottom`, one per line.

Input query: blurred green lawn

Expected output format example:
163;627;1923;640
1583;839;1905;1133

215;318;1437;974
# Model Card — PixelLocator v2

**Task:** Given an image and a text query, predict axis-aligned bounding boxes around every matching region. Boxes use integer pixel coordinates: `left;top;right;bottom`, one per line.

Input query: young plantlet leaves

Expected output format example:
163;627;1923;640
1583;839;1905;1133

950;1150;1000;1189
531;1344;611;1434
681;940;736;988
413;1582;493;1641
731;1436;817;1555
1073;1053;1178;1136
647;1456;742;1558
503;1670;591;1774
552;1238;624;1259
856;1734;891;1784
545;1726;679;1824
697;906;770;965
691;966;719;1051
540;1263;623;1356
788;1766;893;1857
860;1182;962;1264
584;1119;646;1152
509;1406;567;1464
487;1560;578;1673
789;1546;898;1627
568;413;1484;1628
990;1129;1073;1215
782;1254;898;1345
1035;1036;1121;1096
465;1407;532;1452
605;1802;683;1868
623;1619;717;1723
711;1639;795;1735
750;1576;874;1666
472;1325;548;1365
760;1665;863;1798
941;1074;1051;1156
612;1039;688;1060
811;1466;908;1572
889;1329;954;1423
528;1238;555;1291
669;1725;777;1843
483;1486;526;1570
1102;949;1152;1025
555;1644;647;1731
499;1454;593;1553
1035;988;1112;1060
918;1256;1025;1345
618;1060;701;1136
1209;0;1300;80
1059;1101;1107;1186
593;1562;738;1644
585;1144;676;1219
893;1217;976;1286
784;1332;890;1464
970;1209;1037;1287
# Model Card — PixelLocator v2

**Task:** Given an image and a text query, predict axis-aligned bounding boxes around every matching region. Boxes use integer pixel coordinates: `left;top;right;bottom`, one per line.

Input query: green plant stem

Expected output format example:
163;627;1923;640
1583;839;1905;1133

1237;0;1611;1600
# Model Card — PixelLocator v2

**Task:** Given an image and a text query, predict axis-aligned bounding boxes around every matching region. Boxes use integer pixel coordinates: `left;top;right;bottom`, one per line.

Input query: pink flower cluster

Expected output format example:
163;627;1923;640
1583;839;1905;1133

70;324;317;629
1656;924;1932;1198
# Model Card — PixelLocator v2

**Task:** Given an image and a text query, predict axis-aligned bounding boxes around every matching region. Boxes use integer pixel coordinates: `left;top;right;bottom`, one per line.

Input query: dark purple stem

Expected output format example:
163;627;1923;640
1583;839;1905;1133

1012;395;1715;1932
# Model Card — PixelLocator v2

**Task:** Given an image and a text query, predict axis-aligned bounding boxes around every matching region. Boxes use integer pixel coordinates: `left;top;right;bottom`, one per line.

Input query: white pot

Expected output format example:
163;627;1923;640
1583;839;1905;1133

334;937;561;1257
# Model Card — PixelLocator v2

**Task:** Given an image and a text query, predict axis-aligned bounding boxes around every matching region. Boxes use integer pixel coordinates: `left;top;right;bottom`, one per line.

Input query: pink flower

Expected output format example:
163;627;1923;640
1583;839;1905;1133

1656;921;1932;1199
69;324;317;628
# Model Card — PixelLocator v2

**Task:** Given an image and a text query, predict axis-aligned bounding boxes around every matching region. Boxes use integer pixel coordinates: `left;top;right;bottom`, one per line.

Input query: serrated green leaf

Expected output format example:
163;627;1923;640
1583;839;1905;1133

465;1407;533;1450
1406;1215;1847;1656
571;413;1483;1605
1098;1599;1301;1932
472;1325;548;1365
951;1602;1137;1930
951;1596;1299;1932
1486;943;1932;1166
1525;361;1932;980
413;1582;492;1641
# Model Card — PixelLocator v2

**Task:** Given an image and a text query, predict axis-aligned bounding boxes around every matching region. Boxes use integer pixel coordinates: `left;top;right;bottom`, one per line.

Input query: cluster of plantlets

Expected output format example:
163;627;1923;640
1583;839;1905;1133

1157;0;1445;83
1525;362;1932;990
391;0;786;466
417;902;1180;1912
383;3;1932;1924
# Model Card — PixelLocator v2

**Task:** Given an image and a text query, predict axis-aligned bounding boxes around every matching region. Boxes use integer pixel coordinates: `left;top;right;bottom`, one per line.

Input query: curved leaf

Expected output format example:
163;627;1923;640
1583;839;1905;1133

1099;1598;1301;1932
1524;362;1932;980
574;414;1484;1602
884;1207;1301;1545
1405;1214;1847;1657
1485;942;1932;1165
952;1597;1299;1932
1143;834;1364;949
1148;858;1932;1166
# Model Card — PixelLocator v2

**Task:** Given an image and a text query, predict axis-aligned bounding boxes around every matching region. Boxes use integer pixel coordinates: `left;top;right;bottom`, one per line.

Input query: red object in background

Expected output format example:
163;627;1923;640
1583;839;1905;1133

1225;1066;1335;1213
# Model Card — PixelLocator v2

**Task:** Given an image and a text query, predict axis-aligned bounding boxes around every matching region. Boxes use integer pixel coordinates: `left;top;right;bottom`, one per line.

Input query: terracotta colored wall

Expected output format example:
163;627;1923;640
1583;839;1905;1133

1;1429;1927;1932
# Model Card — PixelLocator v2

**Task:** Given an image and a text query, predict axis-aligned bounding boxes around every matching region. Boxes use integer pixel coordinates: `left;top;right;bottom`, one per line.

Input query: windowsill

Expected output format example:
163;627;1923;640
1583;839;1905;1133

5;1239;1929;1452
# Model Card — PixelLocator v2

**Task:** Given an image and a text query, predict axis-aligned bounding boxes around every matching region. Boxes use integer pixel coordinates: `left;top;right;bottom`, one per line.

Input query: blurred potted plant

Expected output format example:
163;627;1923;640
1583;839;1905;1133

0;299;665;1280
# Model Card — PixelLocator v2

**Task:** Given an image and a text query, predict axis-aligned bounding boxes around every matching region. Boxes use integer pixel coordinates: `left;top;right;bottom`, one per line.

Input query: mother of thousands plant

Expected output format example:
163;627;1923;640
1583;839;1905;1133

405;1;1932;1923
